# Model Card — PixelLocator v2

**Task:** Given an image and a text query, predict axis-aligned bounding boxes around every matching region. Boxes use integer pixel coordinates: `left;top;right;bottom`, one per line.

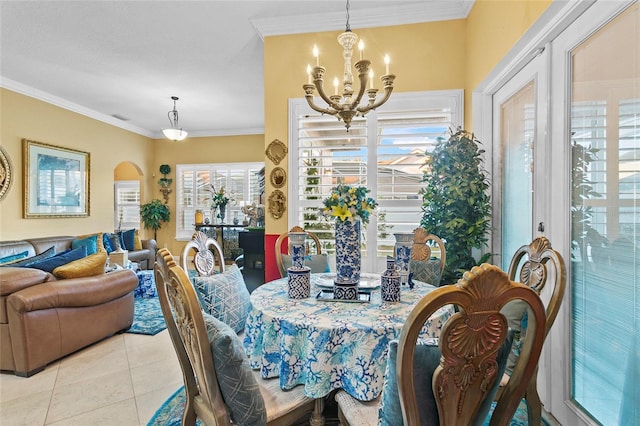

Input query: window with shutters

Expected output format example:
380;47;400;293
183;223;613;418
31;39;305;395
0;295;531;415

114;180;140;231
289;90;463;272
175;163;264;239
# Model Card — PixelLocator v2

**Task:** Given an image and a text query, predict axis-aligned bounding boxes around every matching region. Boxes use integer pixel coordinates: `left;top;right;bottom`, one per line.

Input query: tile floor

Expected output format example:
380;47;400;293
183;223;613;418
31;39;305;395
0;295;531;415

0;330;183;426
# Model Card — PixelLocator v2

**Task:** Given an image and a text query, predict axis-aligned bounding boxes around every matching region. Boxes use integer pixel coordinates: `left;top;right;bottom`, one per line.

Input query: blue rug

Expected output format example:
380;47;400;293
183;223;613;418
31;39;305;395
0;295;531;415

126;297;167;335
148;386;547;426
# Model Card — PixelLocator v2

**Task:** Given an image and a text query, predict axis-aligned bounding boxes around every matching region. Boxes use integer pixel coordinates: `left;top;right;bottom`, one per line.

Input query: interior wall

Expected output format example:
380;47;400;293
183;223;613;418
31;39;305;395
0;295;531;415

153;134;265;256
0;88;154;241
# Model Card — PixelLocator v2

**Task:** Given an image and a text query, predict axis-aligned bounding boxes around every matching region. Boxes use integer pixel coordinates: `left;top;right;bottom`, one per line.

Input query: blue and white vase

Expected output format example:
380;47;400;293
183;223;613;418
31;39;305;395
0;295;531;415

394;232;413;285
288;266;311;299
288;231;308;269
335;219;361;283
381;257;401;302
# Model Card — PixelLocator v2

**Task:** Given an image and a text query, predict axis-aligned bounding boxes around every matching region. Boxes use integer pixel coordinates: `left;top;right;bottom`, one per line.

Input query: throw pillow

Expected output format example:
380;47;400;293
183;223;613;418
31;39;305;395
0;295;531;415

10;246;56;267
193;265;251;334
202;312;267;426
72;234;98;256
53;251;108;279
25;246;88;273
0;251;30;266
282;253;331;273
119;229;136;251
379;330;515;426
103;233;114;253
107;233;122;251
410;259;442;286
134;229;143;251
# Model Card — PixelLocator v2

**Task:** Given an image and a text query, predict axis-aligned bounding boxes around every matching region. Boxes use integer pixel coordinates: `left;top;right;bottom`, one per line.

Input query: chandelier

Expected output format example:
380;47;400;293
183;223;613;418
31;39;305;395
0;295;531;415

302;0;395;131
162;96;188;141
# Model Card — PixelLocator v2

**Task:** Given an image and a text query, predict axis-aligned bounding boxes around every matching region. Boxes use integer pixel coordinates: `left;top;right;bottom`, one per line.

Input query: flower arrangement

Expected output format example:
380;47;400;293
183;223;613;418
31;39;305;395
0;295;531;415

322;184;377;224
207;184;232;210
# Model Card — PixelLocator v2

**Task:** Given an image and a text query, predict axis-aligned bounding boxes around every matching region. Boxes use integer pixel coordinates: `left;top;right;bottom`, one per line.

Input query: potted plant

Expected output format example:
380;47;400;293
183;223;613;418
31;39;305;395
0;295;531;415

419;127;491;284
158;164;172;204
140;198;171;241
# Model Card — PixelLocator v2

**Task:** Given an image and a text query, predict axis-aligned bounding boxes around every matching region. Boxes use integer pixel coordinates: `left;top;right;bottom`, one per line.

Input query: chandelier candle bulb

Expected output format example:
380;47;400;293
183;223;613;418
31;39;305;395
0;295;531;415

384;54;390;75
369;70;374;89
307;65;312;84
313;45;319;66
334;77;339;95
358;40;364;60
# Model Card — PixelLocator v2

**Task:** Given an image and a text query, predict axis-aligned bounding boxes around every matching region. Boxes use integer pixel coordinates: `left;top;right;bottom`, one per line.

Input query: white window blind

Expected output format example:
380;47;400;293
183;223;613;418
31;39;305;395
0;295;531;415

289;90;462;272
114;180;140;231
176;163;264;239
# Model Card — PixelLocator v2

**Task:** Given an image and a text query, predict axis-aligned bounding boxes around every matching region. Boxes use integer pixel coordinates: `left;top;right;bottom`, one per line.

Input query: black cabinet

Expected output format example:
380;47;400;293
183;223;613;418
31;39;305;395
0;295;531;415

238;230;265;293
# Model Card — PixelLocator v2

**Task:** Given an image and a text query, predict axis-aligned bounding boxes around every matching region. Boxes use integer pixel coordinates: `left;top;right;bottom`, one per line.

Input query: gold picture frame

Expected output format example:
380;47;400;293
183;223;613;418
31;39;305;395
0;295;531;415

23;139;90;218
270;166;286;188
268;189;286;219
265;139;288;165
0;145;13;202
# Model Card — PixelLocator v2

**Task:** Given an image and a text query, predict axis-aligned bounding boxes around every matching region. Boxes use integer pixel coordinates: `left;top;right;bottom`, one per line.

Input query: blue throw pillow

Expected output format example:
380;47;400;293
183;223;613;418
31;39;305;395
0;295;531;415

10;246;56;267
0;251;30;266
25;246;87;273
193;265;251;334
119;229;136;251
72;234;98;256
202;312;266;425
379;330;515;426
103;233;114;253
106;233;122;251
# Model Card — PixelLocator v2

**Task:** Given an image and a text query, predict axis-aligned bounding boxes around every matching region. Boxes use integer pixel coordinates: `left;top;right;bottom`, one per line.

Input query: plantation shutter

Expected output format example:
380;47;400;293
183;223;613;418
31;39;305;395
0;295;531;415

114;180;140;231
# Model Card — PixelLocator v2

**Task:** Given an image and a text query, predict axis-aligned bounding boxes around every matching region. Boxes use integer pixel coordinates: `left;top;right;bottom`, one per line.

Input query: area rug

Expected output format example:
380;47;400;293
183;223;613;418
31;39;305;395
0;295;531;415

148;386;548;426
126;297;167;335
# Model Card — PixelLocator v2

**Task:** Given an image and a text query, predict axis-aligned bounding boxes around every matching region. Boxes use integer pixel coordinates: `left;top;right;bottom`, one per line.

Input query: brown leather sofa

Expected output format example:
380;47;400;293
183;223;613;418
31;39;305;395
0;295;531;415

0;236;140;377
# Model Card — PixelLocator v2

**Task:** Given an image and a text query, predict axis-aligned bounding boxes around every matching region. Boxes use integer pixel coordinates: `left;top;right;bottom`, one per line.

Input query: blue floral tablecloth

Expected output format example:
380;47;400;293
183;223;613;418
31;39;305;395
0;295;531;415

243;274;453;401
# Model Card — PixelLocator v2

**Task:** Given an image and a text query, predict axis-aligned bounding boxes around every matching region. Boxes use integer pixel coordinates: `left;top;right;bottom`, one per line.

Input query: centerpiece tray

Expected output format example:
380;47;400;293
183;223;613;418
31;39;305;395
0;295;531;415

315;273;381;290
315;289;372;303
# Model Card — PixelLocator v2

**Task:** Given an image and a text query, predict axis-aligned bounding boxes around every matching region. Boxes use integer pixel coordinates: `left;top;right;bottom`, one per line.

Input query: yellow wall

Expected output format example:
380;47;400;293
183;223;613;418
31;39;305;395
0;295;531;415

153;134;265;255
0;88;155;241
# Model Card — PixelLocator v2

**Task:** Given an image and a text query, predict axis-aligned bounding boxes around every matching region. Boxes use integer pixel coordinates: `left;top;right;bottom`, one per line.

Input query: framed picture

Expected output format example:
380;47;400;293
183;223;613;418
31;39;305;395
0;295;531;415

23;139;90;218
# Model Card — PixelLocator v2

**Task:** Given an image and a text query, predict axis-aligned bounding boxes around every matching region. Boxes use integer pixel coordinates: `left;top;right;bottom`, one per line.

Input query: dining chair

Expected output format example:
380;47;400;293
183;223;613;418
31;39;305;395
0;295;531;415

154;248;322;426
335;263;547;426
501;236;567;426
181;230;226;277
275;225;328;278
410;227;446;286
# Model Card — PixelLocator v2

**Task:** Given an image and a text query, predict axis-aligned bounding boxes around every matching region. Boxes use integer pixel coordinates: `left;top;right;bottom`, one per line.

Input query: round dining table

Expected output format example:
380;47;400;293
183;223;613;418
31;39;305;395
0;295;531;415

243;273;453;401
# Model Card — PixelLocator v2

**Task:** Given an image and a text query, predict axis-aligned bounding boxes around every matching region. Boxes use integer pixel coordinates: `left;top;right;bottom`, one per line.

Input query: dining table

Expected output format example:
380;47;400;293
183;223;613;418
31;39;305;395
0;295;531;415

242;273;453;402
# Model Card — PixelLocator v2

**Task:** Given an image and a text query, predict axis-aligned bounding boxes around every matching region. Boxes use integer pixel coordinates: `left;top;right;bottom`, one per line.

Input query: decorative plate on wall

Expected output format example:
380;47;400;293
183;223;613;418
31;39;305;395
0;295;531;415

265;139;288;165
268;190;286;219
270;167;286;188
0;145;13;201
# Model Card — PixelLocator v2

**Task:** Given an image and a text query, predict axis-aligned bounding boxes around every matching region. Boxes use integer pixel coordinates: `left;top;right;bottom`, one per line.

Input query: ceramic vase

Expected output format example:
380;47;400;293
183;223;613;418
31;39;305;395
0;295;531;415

381;257;401;302
287;266;311;299
333;278;359;301
218;203;227;224
335;219;361;283
288;231;308;269
394;232;413;285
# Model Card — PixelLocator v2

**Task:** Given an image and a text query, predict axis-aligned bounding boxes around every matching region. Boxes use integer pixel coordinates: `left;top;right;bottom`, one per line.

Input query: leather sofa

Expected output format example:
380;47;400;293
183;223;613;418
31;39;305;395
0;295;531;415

0;235;140;376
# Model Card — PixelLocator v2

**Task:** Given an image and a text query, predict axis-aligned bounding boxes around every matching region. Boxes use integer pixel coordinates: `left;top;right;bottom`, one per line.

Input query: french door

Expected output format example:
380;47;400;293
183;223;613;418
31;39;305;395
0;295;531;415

483;1;638;425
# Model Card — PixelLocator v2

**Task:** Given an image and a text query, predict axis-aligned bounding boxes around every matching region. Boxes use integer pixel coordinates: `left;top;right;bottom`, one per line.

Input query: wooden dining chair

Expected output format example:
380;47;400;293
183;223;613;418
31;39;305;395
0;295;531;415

335;263;547;426
181;231;226;277
154;248;322;426
501;236;567;426
275;225;328;278
410;227;446;286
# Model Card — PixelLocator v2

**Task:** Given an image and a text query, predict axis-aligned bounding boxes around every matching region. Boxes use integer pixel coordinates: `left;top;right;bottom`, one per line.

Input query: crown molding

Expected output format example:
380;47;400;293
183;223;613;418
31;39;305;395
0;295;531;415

251;1;474;39
150;127;265;139
0;77;155;138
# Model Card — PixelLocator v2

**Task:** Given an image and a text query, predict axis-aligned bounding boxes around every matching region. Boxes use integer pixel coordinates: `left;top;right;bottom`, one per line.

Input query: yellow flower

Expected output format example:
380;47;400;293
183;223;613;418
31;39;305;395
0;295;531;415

331;205;352;221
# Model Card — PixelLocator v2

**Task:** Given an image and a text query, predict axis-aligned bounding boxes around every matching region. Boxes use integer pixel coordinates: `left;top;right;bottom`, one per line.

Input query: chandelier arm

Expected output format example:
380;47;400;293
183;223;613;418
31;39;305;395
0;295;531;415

314;80;344;112
346;66;370;111
357;75;396;114
304;94;338;115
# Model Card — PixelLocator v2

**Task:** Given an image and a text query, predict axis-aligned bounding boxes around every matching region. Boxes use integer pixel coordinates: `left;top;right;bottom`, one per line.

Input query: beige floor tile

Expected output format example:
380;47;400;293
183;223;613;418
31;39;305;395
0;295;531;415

135;383;183;425
45;369;134;424
61;334;125;363
125;332;176;370
56;345;130;387
0;389;51;426
130;356;182;397
46;397;140;426
0;362;58;403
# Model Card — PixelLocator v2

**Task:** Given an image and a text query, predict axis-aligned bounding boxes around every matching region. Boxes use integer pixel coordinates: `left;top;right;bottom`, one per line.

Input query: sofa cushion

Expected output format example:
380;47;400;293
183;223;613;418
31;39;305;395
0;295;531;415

10;246;56;267
26;246;88;273
0;267;52;296
193;265;251;334
0;251;29;266
134;229;143;251
53;251;108;279
72;235;98;256
202;312;266;426
106;233;122;251
103;233;114;253
119;229;136;251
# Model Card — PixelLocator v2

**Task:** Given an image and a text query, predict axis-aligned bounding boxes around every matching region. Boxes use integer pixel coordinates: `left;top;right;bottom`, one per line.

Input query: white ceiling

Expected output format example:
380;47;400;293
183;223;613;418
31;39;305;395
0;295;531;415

0;1;473;138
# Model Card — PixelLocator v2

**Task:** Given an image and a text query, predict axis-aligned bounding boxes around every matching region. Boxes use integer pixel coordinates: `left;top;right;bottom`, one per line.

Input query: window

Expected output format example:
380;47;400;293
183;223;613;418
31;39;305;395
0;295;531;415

114;180;140;231
176;163;264;239
289;90;463;272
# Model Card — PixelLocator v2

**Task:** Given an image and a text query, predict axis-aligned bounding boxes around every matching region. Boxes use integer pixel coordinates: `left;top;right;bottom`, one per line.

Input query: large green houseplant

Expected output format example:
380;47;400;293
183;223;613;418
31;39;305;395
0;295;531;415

420;127;491;284
140;199;171;241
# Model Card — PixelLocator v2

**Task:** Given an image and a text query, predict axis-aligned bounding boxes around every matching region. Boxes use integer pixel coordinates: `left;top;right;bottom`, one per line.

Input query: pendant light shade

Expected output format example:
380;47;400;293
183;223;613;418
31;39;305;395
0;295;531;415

162;96;188;141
